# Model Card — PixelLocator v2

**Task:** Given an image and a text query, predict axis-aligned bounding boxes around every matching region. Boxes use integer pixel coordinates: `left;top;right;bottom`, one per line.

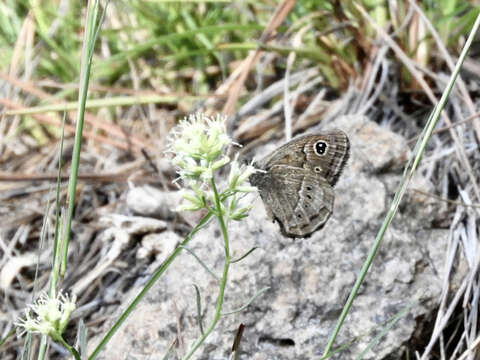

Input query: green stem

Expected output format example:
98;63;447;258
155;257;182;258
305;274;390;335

50;114;67;295
321;11;480;358
37;335;47;360
62;0;101;277
183;178;231;360
88;212;213;360
0;328;15;348
57;335;81;360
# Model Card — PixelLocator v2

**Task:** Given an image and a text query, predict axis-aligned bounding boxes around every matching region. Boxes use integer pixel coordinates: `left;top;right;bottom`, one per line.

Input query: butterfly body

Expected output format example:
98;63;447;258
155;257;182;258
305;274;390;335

249;130;350;238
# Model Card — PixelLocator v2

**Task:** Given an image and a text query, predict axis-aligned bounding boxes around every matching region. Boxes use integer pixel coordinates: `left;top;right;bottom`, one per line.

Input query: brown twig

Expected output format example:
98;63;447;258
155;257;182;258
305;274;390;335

411;188;480;209
0;171;161;184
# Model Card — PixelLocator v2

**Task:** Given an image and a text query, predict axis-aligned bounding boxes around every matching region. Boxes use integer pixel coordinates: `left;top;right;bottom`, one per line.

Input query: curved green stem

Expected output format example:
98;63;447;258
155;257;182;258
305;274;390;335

57;336;81;360
183;178;231;360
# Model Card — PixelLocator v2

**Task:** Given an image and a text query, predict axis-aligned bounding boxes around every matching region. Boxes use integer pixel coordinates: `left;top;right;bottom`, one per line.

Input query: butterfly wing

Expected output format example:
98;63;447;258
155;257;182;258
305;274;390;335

250;130;348;237
250;165;334;238
257;130;349;186
302;130;349;186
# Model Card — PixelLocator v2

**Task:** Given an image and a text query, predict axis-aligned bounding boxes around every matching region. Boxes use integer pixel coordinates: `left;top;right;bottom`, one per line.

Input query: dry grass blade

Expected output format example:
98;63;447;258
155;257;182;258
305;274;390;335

354;46;389;115
408;112;480;144
457;335;480;360
0;99;150;152
411;189;480;209
356;3;480;204
221;0;297;117
408;0;480;141
420;278;468;359
283;24;310;141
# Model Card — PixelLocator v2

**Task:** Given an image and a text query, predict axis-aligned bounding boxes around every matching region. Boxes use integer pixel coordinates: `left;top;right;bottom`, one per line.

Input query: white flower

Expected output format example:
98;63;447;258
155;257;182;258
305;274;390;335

16;291;76;341
167;112;257;220
168;113;232;178
227;155;257;193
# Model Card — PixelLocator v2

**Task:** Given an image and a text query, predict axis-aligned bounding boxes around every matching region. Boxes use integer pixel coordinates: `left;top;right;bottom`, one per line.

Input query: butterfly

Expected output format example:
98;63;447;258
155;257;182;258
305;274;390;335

249;130;350;238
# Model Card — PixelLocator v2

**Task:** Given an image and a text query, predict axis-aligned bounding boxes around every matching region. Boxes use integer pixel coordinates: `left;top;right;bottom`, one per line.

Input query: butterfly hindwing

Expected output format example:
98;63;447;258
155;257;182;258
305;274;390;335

249;130;349;237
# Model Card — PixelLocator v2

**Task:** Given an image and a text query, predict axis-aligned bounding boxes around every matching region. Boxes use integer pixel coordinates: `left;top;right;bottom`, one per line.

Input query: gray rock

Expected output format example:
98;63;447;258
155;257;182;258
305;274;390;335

137;231;181;260
93;116;452;360
99;214;167;235
127;186;182;220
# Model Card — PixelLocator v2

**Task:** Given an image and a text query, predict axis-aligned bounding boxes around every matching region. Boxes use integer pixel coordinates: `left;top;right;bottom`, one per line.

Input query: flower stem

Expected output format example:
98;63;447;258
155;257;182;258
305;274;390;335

183;178;231;360
57;336;81;360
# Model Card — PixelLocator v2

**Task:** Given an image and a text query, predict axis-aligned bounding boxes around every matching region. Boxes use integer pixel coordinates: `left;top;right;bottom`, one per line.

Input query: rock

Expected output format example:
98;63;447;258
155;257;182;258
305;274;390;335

0;253;38;290
137;231;181;261
92;116;454;359
333;116;411;173
99;214;167;235
127;186;182;220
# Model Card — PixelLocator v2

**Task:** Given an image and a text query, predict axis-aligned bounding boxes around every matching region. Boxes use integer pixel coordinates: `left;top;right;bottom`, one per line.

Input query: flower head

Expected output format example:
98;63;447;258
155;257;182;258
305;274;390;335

227;155;256;193
167;113;257;221
168;113;231;181
16;291;76;341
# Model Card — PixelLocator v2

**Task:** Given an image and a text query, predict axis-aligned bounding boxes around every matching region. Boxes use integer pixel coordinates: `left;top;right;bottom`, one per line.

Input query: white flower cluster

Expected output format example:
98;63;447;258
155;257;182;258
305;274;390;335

170;113;231;181
168;113;256;220
16;291;76;341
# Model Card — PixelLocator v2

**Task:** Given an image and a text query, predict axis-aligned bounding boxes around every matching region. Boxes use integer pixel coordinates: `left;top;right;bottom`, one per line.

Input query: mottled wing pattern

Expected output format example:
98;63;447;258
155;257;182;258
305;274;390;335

250;165;334;238
302;131;349;186
257;130;349;186
249;130;349;238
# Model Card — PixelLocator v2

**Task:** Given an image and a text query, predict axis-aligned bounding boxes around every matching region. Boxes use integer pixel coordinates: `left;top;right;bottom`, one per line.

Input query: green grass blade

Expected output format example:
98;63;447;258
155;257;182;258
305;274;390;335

180;245;219;280
49;112;66;295
61;0;105;276
321;11;480;359
231;247;259;263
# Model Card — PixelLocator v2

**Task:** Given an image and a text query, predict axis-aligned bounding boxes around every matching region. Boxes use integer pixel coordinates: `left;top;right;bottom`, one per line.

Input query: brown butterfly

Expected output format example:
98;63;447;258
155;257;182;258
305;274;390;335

249;130;350;238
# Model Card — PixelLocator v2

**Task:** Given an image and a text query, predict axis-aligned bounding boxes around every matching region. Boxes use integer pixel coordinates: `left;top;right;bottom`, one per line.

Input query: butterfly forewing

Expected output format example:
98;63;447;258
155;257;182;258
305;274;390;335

250;130;349;238
302;131;349;186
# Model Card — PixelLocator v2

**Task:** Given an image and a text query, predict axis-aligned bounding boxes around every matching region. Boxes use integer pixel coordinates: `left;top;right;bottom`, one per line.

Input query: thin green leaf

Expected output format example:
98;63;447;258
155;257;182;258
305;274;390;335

180;246;219;281
355;300;416;359
231;247;259;264
0;328;15;349
78;319;87;360
49;112;66;295
193;284;205;335
222;287;270;316
88;211;213;360
321;11;480;358
61;0;107;276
